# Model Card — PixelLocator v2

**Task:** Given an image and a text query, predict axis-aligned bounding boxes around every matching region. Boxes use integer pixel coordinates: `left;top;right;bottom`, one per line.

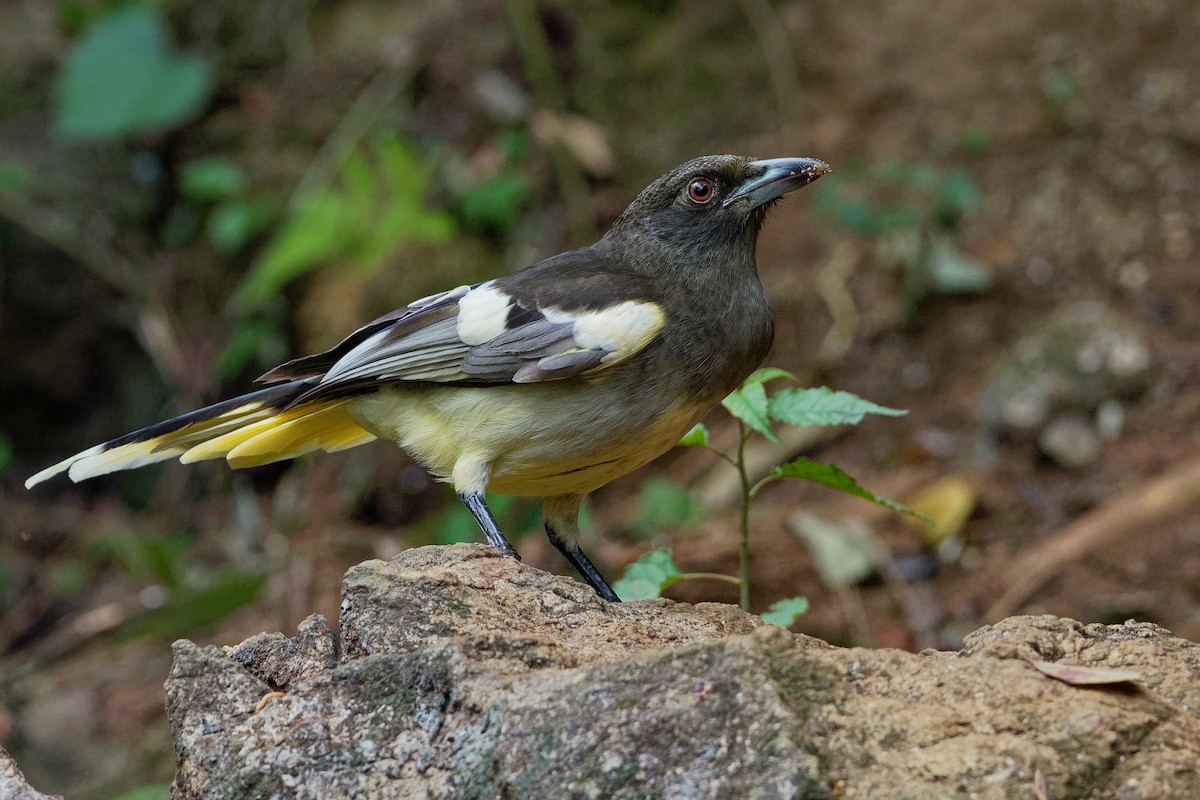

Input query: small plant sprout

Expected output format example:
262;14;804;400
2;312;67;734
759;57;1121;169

617;368;923;624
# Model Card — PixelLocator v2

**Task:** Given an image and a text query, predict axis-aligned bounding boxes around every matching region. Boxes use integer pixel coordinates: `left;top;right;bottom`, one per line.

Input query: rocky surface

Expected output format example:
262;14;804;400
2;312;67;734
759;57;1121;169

1;747;60;800
165;544;1200;799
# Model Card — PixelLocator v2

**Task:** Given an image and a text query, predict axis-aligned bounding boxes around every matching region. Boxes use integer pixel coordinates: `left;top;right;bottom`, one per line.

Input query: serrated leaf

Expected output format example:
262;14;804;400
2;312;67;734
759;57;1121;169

678;423;709;447
760;596;809;626
613;548;682;600
722;382;778;443
742;367;797;387
766;457;922;519
768;387;907;427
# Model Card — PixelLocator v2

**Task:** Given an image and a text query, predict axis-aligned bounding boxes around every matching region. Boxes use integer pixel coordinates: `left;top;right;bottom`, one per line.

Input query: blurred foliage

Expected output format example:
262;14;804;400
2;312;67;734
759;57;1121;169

631;477;703;538
54;6;214;140
216;134;458;379
111;786;170;800
810;157;981;237
168;157;275;253
451;129;532;236
0;430;13;471
235;134;455;313
811;156;991;322
789;511;882;588
1042;67;1082;110
93;528;266;641
117;567;265;642
0;161;35;192
426;491;540;546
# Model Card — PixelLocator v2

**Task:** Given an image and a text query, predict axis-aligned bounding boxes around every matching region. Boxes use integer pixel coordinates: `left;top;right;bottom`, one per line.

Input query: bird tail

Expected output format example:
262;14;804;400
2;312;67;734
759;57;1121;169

24;382;377;489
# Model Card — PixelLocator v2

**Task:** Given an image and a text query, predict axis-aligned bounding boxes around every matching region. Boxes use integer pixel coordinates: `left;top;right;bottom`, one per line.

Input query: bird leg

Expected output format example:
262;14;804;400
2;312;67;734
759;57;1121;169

545;522;620;602
459;492;520;559
543;493;620;602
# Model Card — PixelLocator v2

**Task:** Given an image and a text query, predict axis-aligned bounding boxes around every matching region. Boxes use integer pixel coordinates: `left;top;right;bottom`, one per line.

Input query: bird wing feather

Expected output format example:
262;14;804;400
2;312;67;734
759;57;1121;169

279;273;666;401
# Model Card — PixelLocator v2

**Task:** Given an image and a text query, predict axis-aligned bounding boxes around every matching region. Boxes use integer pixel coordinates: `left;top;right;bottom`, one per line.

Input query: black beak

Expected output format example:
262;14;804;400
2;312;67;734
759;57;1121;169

724;157;831;209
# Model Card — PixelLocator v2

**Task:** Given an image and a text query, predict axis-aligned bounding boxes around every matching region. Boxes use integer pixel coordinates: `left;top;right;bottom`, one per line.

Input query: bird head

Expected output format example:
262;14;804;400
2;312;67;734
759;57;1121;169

607;154;830;261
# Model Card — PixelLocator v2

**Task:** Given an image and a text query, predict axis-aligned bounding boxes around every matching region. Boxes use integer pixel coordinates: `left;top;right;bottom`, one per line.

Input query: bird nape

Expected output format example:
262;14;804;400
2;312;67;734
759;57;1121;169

26;154;829;602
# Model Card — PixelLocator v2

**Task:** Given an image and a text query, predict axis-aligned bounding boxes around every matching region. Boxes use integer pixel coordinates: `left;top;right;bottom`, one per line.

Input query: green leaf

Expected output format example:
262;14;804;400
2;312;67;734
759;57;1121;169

634;477;702;535
765;457;922;519
760;596;809;626
742;367;797;387
180;158;246;201
118;568;266;641
55;7;213;140
457;174;529;234
0;161;35;193
678;423;709;447
613;548;682;601
1042;67;1081;106
235;193;348;309
208;199;274;253
236;135;454;311
722;381;778;443
111;785;170;800
935;171;982;216
767;387;907;427
0;431;12;471
216;315;288;380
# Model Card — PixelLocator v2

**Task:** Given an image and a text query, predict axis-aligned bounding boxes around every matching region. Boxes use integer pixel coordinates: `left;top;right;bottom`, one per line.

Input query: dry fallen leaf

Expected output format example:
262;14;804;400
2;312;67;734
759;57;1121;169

530;110;615;177
904;473;977;545
1027;659;1142;686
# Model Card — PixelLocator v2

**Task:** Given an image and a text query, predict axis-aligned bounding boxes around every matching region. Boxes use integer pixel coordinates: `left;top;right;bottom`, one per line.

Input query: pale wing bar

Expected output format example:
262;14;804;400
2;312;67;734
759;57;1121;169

302;282;667;392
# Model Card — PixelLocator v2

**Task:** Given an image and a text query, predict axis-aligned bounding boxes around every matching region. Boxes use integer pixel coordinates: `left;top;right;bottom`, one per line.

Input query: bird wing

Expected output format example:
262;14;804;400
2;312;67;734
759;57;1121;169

261;266;667;400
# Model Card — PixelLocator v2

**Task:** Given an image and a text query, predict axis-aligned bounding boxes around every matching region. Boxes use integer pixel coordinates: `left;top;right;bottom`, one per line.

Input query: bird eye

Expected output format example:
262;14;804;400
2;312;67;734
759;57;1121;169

687;178;715;204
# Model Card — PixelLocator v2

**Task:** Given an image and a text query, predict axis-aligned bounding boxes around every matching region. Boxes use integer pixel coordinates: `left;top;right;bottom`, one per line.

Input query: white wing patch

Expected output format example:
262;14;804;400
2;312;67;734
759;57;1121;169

311;284;664;388
456;282;512;345
544;300;666;366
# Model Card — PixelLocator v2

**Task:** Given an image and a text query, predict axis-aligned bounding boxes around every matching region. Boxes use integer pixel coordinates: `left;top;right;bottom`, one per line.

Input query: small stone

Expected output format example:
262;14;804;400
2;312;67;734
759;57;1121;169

471;70;532;123
981;301;1152;435
1039;414;1101;469
1096;400;1125;440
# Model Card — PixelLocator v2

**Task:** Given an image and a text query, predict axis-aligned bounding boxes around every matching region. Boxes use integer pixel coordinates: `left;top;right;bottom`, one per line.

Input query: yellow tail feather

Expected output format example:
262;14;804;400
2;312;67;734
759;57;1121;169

181;400;376;469
26;395;376;488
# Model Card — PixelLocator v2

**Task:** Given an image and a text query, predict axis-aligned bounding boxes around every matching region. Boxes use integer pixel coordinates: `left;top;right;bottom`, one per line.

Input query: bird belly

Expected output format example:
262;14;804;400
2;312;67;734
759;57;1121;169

348;384;707;497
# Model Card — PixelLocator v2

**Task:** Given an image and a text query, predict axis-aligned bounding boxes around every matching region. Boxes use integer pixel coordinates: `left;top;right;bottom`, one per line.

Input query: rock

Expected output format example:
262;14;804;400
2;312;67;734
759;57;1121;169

1038;412;1102;469
981;301;1151;434
0;747;60;800
166;544;1200;799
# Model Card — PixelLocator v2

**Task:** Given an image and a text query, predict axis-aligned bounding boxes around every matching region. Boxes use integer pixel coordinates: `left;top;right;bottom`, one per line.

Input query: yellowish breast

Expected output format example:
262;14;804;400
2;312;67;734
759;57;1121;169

348;383;708;498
